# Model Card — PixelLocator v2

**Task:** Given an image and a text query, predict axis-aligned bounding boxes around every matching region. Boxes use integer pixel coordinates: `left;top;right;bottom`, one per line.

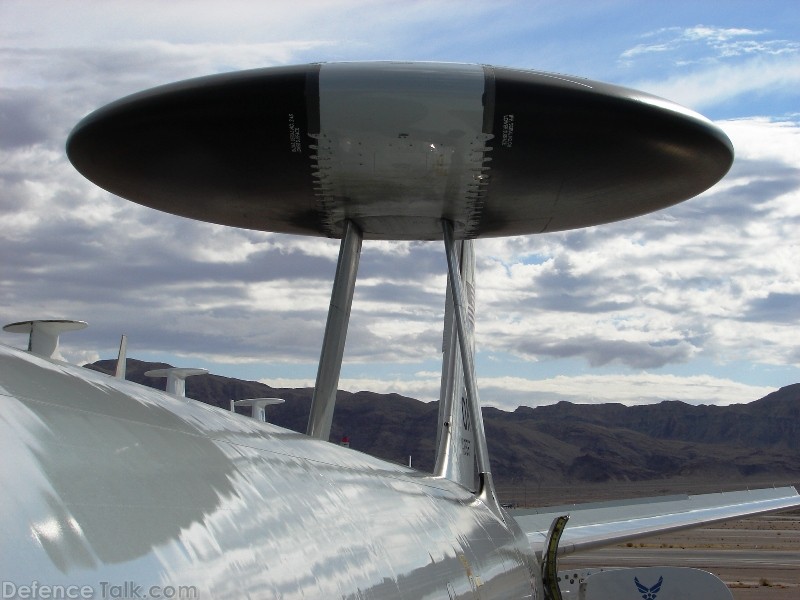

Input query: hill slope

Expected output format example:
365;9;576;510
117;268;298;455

86;359;800;486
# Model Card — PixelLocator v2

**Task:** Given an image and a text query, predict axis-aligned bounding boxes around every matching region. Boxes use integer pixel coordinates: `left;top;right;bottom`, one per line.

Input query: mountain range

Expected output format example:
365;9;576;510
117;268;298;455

86;359;800;491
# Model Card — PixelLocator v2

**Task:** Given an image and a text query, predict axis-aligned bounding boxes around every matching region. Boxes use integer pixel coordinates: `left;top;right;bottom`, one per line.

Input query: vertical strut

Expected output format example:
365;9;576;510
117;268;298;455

434;239;477;491
441;220;502;517
307;220;363;440
435;263;460;467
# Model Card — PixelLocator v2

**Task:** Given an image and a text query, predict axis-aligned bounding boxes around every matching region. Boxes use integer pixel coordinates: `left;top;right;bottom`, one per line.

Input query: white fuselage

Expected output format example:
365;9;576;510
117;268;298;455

0;343;539;598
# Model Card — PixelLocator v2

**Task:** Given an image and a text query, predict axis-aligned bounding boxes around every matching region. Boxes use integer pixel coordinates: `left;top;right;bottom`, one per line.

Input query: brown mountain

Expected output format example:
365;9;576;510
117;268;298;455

85;359;800;487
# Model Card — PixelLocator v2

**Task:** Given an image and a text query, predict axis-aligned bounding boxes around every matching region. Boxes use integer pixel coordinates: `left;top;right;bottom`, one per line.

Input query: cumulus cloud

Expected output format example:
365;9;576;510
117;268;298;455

270;371;777;410
1;3;798;410
477;373;776;410
469;116;800;387
7;115;797;404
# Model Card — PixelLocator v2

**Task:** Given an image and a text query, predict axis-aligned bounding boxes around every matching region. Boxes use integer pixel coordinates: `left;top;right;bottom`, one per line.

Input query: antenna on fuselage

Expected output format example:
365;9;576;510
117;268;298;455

115;334;128;379
2;319;88;359
145;367;208;397
231;397;285;422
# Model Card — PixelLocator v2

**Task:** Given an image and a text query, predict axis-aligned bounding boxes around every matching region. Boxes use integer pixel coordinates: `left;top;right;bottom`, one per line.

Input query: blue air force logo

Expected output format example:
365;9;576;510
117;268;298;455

634;575;663;600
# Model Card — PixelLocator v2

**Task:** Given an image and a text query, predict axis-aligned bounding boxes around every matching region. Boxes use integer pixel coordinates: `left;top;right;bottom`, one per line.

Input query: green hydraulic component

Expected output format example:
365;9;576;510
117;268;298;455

542;514;570;600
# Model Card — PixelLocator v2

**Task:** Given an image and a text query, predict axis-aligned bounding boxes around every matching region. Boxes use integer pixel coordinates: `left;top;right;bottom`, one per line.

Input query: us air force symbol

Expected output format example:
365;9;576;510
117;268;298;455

634;575;663;600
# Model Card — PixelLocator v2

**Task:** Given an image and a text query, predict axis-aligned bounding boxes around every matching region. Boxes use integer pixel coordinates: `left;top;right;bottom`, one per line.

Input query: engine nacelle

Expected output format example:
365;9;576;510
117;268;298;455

557;566;732;599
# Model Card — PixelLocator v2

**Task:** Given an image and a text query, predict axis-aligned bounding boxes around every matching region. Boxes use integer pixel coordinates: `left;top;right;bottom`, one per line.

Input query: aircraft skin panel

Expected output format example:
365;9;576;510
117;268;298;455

512;487;800;557
6;337;798;596
0;343;538;599
482;67;732;236
314;62;490;239
66;61;733;241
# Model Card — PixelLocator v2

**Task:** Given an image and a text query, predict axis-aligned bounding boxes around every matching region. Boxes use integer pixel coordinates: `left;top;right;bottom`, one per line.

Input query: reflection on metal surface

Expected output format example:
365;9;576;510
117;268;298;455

0;344;537;598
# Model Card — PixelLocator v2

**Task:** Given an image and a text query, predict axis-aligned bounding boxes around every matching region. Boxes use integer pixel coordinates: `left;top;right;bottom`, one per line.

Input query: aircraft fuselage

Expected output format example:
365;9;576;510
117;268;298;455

0;343;538;598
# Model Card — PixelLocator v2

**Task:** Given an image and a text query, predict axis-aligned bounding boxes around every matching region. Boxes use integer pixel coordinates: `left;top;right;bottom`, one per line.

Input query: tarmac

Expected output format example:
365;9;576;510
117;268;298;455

559;514;800;599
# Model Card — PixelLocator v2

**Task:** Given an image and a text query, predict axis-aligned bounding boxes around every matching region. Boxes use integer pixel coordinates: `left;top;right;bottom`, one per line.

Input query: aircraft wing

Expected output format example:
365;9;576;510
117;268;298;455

511;486;800;557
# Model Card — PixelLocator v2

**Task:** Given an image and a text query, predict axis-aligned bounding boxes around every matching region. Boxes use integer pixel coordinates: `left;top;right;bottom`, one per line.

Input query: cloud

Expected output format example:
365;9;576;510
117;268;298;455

618;25;800;111
472;116;800;372
509;336;697;369
1;5;798;411
274;370;777;410
632;55;800;110
0;89;69;149
744;293;800;323
621;25;798;64
267;369;776;410
477;373;776;410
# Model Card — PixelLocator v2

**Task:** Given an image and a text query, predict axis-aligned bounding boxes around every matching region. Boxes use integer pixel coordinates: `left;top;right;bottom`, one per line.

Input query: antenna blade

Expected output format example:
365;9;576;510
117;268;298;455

115;334;128;379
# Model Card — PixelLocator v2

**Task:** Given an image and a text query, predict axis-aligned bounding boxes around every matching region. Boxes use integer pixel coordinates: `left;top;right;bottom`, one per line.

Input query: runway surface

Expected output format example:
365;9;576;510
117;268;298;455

565;547;799;569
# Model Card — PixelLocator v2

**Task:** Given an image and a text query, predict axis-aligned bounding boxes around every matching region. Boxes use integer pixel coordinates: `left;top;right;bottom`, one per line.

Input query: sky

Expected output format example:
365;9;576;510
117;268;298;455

1;0;799;410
